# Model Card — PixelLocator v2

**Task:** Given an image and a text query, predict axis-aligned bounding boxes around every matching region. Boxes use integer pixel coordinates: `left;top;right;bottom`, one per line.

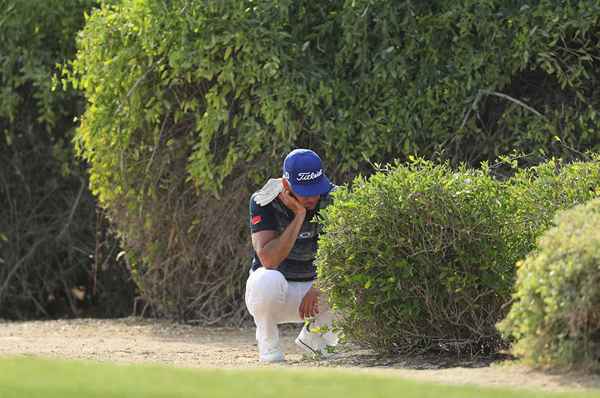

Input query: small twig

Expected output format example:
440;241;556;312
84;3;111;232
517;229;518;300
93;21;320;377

459;91;483;131
144;115;170;177
460;89;546;132
0;238;47;301
115;67;154;116
479;89;545;119
57;177;85;241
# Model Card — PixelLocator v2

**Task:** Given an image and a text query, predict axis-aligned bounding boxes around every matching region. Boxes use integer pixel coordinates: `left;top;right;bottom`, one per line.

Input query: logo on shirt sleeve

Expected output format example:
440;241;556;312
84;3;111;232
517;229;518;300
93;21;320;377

251;215;262;225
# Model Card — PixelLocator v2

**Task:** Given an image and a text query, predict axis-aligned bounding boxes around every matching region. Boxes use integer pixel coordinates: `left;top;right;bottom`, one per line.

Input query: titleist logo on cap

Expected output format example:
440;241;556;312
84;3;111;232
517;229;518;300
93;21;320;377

297;169;323;181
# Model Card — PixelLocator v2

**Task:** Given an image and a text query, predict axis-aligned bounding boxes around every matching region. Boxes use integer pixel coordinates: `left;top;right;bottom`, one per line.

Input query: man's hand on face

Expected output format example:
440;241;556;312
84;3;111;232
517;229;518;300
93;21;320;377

278;189;306;216
299;286;320;319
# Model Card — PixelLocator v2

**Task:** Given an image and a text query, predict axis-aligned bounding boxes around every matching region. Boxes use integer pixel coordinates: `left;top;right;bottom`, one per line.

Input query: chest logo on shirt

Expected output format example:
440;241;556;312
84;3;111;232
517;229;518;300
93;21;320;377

251;215;262;225
298;231;314;239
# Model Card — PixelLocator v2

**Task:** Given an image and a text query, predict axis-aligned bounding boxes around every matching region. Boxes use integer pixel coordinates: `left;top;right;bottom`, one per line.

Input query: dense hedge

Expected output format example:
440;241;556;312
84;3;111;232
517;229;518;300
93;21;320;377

0;0;133;319
498;199;600;370
69;0;600;323
72;0;600;199
316;158;600;355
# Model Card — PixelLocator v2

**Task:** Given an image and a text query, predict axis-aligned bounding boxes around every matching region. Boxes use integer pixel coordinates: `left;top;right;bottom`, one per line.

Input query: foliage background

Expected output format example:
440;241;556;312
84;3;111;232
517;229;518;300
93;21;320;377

0;0;134;319
4;0;600;331
68;0;600;325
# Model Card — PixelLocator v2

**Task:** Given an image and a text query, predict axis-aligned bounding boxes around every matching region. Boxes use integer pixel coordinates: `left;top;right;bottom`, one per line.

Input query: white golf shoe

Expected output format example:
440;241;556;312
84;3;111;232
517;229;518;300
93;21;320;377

294;323;337;358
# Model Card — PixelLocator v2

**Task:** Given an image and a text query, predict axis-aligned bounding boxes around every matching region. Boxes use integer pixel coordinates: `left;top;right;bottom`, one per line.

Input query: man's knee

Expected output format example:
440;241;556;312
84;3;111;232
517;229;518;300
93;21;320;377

246;269;288;315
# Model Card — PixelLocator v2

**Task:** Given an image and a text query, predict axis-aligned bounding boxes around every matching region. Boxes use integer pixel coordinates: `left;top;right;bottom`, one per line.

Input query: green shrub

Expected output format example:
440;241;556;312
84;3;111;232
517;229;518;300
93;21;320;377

317;160;515;354
317;158;600;355
498;198;600;370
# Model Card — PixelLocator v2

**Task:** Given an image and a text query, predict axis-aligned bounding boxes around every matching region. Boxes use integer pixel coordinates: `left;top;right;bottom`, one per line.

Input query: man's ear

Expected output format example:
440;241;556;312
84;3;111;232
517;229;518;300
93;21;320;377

282;178;290;191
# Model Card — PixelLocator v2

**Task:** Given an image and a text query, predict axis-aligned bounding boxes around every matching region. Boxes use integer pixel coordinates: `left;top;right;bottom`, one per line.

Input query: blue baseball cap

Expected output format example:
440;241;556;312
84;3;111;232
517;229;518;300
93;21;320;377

283;149;332;197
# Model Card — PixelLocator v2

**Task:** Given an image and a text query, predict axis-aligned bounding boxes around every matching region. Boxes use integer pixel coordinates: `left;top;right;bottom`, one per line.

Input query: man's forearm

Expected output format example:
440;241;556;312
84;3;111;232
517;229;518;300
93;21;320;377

259;211;305;268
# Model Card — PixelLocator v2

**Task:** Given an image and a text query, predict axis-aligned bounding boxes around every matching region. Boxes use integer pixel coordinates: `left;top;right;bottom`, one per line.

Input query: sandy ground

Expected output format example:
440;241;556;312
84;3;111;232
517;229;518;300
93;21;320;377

1;317;600;394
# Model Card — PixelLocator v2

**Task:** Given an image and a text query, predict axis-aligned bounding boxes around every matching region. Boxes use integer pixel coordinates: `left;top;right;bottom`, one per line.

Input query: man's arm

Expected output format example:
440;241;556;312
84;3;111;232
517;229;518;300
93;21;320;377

252;190;306;268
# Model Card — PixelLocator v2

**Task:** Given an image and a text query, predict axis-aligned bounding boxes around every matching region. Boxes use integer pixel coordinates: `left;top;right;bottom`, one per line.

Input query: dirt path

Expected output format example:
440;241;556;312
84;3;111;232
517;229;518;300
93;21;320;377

1;318;599;393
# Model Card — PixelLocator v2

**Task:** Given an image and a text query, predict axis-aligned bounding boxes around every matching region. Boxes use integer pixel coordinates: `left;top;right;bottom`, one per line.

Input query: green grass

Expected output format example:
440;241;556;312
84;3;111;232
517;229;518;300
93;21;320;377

0;357;598;398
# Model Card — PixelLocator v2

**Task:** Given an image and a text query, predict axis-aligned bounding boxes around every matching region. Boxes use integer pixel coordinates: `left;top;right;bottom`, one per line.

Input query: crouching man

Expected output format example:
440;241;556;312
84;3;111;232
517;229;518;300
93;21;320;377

245;148;338;363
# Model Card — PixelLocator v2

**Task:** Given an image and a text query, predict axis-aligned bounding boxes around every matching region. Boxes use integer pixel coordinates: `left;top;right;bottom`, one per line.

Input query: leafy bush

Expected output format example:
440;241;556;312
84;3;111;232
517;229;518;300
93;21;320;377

317;158;600;355
498;198;600;369
69;0;600;322
317;160;515;354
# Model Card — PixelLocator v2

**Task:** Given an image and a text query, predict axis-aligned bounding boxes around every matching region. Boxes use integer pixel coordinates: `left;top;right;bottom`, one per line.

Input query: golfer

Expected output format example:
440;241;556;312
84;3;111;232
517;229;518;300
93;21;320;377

245;148;338;362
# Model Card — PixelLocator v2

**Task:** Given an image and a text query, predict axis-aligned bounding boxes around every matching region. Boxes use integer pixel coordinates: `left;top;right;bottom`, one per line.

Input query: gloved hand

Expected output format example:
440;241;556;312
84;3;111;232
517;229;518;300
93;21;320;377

254;178;283;206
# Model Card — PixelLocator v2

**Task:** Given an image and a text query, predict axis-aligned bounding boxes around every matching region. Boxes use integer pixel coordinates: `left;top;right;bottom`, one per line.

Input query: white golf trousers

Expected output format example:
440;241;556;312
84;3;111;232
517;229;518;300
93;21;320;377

244;267;335;351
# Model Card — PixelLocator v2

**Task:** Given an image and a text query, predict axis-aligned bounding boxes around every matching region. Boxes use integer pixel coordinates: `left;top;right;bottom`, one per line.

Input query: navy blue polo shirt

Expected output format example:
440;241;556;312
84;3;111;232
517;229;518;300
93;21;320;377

249;192;333;281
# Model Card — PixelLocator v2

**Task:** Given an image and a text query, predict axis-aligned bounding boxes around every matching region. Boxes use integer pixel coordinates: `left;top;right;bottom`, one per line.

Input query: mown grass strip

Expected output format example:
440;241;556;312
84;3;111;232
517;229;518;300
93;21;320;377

0;357;597;398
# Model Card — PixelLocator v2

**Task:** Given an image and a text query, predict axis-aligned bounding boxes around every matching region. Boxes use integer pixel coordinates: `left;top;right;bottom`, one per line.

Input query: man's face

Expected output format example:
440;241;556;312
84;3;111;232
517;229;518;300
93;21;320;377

294;192;320;210
283;180;320;210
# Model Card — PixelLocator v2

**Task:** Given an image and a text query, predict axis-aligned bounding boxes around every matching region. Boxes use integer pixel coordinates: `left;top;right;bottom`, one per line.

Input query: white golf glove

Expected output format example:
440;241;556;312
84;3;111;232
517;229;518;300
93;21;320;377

254;178;283;206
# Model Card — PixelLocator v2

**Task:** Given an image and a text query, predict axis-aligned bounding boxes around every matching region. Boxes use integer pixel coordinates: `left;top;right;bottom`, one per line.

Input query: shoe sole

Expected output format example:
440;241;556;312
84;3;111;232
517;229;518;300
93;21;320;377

295;338;320;356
